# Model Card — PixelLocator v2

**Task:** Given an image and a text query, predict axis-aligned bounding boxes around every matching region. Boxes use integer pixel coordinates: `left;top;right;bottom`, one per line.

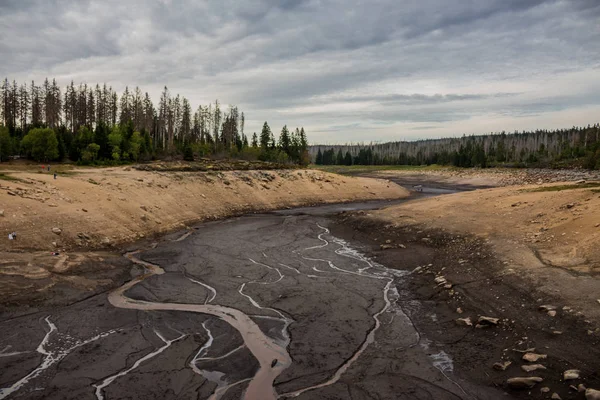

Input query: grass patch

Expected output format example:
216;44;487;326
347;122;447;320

523;182;600;192
0;173;25;182
310;164;446;175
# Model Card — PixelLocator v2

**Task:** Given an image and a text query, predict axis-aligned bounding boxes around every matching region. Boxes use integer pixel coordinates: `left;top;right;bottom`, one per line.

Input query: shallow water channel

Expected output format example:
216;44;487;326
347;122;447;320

0;190;504;400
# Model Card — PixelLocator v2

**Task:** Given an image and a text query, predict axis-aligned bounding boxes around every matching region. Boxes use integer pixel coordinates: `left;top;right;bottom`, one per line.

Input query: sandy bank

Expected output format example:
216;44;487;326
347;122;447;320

0;166;407;252
367;180;600;323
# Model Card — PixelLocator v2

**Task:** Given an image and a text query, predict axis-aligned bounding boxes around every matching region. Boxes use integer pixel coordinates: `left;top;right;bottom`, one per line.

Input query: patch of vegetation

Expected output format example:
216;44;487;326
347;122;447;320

311;164;446;175
522;182;600;192
0;173;23;182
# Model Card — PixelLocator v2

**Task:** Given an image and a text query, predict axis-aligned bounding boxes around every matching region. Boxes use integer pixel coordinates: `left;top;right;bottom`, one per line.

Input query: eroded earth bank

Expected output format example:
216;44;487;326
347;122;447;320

1;166;599;400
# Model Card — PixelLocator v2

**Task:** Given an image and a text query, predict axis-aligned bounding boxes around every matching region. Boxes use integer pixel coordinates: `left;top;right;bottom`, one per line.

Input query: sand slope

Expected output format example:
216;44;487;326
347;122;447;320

369;181;600;321
0;166;407;251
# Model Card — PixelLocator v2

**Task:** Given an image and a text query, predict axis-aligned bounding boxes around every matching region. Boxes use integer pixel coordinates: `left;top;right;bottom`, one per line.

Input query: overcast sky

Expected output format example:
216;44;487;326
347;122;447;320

1;0;599;143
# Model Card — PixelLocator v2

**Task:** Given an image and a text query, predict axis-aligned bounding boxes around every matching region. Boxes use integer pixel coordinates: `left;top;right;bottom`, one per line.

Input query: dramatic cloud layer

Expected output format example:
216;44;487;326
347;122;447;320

1;0;599;143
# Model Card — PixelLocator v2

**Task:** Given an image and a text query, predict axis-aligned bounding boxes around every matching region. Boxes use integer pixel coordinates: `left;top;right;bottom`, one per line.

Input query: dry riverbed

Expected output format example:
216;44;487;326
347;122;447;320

1;165;599;400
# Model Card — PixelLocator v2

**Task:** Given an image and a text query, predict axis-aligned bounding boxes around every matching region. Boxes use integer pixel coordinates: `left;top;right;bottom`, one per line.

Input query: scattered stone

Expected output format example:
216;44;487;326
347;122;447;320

578;384;586;392
507;377;543;389
566;203;575;209
551;393;562;400
81;208;88;212
385;239;392;244
513;348;536;353
101;237;111;245
477;316;499;325
51;227;62;235
398;244;406;249
456;317;473;327
521;364;546;372
539;305;557;311
48;203;58;207
434;276;447;284
0;209;4;216
552;331;563;335
52;241;57;247
564;369;580;380
587;388;600;400
456;307;463;314
7;191;16;196
541;387;550;393
523;353;547;362
548;310;557;317
140;215;148;222
575;179;586;184
380;244;394;250
140;205;148;211
493;361;512;371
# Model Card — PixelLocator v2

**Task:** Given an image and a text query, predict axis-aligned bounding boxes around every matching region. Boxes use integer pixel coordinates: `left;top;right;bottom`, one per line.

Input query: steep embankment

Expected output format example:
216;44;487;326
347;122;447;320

366;181;600;322
0;166;407;251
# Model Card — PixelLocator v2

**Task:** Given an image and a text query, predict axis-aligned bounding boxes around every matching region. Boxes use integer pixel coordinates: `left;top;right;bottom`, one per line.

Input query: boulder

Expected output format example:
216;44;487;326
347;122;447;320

564;369;580;380
493;361;512;371
477;316;499;326
52;227;62;235
507;377;543;389
523;353;547;362
521;364;546;372
587;389;600;400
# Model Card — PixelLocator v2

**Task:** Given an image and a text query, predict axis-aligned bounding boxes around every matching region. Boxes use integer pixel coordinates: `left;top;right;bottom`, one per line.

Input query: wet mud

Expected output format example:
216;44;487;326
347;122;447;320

3;189;590;399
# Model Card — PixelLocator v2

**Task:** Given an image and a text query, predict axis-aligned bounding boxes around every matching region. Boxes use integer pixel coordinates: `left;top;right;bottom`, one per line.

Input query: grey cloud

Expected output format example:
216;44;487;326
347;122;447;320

1;0;599;143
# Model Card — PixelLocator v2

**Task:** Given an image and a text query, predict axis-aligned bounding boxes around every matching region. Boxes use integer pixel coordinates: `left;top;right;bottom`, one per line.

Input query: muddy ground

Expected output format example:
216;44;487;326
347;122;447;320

331;214;600;399
0;178;598;399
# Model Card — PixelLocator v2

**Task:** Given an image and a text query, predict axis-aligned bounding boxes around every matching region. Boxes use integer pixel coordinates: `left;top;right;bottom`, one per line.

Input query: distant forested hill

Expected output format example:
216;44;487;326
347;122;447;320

310;124;600;169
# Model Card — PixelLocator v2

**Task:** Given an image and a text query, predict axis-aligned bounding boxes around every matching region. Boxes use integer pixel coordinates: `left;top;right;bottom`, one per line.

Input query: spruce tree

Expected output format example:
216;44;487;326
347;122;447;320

278;125;291;155
260;122;271;149
316;149;323;165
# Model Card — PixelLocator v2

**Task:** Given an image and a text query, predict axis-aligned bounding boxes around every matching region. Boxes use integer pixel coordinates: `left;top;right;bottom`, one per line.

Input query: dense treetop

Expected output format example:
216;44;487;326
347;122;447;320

312;124;600;170
0;78;309;165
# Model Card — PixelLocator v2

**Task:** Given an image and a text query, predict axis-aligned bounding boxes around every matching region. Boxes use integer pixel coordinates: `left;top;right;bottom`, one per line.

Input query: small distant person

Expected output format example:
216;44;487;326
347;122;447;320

11;231;16;240
8;233;13;240
53;173;57;180
47;165;50;172
41;165;45;172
